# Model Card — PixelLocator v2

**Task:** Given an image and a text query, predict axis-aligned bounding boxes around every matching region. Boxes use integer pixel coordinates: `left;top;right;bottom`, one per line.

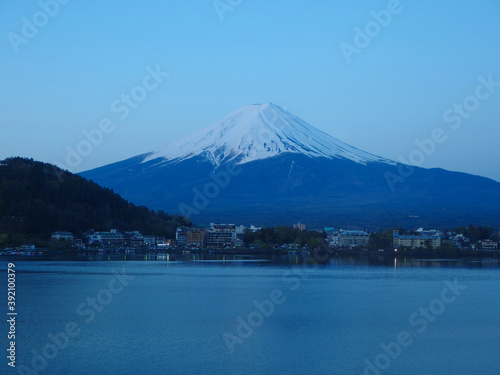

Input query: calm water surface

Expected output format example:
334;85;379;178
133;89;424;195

2;256;500;375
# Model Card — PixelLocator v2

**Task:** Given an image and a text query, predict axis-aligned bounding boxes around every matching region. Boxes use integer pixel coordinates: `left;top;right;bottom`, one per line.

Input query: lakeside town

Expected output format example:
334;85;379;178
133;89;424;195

1;221;499;256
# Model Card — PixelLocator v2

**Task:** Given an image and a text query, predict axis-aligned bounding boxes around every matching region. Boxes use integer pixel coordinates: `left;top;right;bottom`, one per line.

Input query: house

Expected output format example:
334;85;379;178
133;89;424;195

329;235;340;247
248;225;262;233
324;228;340;247
480;240;498;250
452;233;470;248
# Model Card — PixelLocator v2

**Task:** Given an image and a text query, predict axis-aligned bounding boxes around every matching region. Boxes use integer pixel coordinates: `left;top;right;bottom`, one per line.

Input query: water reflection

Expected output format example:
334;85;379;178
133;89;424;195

6;249;499;269
64;251;500;269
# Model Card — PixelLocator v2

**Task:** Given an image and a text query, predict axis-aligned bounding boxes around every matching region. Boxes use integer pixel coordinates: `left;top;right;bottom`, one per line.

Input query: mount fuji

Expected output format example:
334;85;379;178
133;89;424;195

80;103;500;227
142;103;392;167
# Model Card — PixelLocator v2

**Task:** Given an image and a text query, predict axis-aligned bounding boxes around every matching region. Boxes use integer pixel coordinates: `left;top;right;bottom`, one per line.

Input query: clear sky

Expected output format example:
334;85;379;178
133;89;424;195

1;0;499;181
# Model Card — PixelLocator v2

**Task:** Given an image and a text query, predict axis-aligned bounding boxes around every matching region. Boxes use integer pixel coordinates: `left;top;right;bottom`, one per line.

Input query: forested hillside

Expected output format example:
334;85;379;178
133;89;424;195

0;157;190;246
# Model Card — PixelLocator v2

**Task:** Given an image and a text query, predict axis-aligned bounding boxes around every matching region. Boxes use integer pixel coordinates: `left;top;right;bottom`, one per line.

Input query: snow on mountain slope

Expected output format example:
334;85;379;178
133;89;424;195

143;103;394;167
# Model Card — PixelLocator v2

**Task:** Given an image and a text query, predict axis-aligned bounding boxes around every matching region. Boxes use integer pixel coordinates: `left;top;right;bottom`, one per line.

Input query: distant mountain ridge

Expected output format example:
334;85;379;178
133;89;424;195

80;104;500;228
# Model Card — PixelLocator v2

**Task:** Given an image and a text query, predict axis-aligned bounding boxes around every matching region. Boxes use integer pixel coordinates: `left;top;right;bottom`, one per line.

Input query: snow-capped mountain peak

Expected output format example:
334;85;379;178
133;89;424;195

143;103;392;167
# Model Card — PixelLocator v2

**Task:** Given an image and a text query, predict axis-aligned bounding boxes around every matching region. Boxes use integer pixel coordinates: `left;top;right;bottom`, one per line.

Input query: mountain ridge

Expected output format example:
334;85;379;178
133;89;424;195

142;103;394;168
80;104;500;228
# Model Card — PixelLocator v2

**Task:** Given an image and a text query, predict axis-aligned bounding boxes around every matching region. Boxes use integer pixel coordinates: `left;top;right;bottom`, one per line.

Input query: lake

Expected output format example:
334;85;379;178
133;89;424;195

2;256;500;375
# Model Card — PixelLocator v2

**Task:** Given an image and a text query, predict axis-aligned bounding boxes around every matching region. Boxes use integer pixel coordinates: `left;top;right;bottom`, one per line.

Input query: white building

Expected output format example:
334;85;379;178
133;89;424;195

339;230;370;248
393;230;441;249
481;240;498;250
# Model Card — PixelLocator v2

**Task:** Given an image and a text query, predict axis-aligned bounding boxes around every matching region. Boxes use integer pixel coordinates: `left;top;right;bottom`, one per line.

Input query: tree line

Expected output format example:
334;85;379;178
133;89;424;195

0;157;191;246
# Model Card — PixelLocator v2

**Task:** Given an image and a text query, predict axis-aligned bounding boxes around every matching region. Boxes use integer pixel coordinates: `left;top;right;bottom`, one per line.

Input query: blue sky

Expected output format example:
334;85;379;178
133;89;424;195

1;0;499;181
